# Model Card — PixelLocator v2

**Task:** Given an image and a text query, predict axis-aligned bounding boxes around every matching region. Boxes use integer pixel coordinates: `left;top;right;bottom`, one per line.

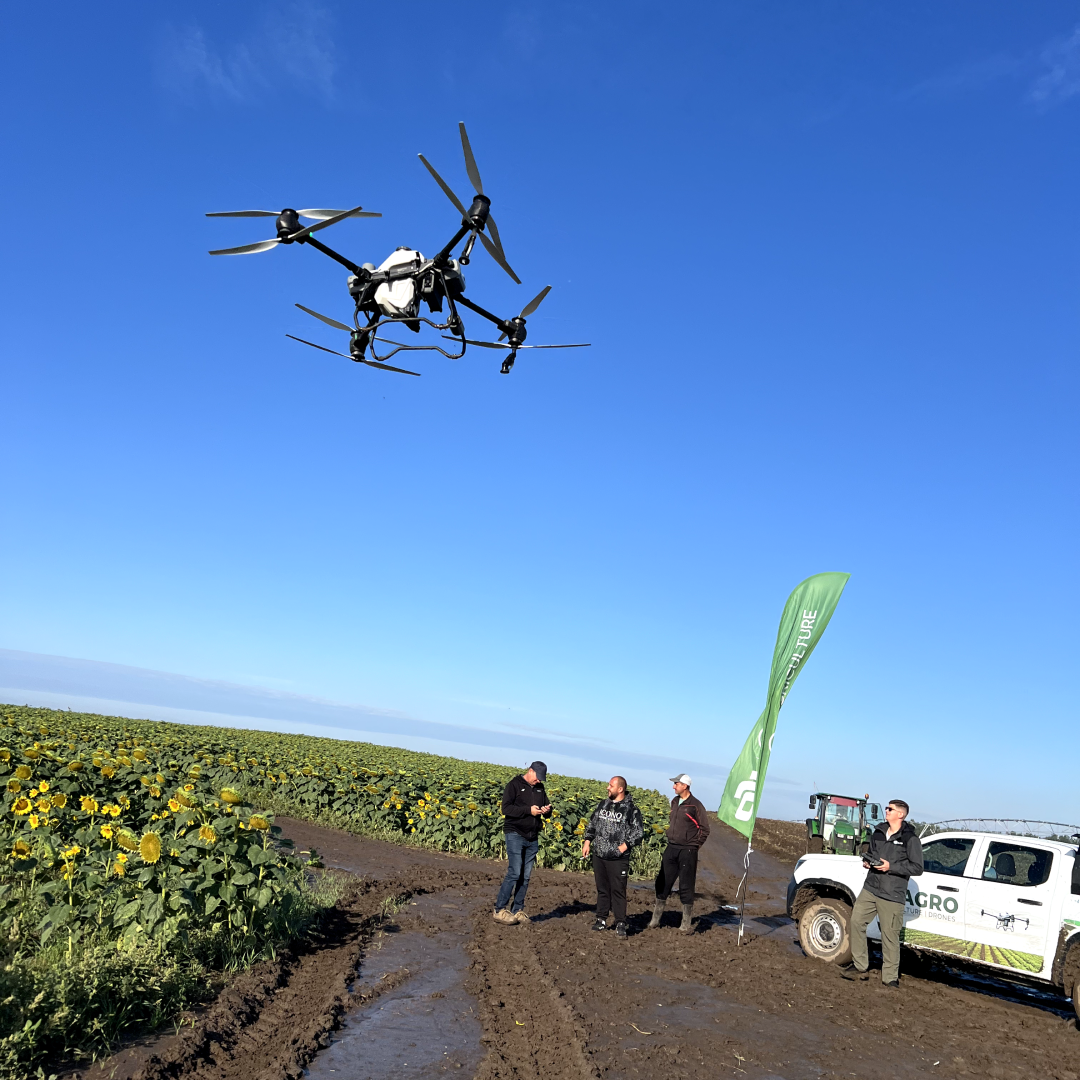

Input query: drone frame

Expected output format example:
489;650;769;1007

207;123;588;375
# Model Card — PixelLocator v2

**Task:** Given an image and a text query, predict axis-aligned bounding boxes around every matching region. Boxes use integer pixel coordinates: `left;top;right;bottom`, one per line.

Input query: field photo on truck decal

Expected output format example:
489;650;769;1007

901;927;1044;972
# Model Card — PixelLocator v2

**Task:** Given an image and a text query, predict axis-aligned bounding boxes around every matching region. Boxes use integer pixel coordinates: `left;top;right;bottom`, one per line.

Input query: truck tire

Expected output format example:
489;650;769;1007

1072;973;1079;1024
799;897;852;965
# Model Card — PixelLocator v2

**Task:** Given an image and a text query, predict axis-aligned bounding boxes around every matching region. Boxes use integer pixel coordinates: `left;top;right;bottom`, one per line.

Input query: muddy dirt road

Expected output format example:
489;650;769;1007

69;818;1079;1080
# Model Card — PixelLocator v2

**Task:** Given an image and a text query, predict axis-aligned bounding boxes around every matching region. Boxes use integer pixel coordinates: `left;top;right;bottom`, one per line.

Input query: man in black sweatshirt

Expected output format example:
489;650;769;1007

493;761;552;925
841;799;923;987
582;776;644;938
649;773;710;932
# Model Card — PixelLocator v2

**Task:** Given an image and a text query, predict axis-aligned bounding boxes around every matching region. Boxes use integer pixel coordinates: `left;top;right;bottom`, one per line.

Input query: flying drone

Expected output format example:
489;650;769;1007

207;123;589;376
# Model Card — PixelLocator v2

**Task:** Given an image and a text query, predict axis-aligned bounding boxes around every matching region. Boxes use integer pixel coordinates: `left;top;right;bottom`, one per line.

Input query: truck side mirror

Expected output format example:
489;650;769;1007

809;796;817;810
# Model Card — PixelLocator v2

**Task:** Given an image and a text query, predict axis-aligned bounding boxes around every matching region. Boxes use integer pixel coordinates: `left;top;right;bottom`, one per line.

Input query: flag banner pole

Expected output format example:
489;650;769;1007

717;572;851;944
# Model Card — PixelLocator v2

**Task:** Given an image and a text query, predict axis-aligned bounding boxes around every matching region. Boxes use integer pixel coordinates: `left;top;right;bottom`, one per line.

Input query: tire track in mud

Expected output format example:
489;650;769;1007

468;911;599;1080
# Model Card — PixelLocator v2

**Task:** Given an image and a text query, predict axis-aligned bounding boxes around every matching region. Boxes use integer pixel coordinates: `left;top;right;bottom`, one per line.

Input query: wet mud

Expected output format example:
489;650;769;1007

65;818;1079;1080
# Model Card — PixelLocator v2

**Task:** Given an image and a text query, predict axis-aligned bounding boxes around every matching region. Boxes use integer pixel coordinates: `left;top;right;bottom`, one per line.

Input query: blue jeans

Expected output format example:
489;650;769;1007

495;831;539;913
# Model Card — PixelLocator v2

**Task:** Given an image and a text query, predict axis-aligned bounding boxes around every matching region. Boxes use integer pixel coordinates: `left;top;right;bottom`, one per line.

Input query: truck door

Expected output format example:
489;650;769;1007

900;835;976;956
963;841;1055;978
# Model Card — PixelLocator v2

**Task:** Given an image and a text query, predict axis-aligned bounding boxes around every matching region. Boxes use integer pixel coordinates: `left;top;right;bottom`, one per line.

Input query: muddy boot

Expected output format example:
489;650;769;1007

648;899;666;929
679;902;694;932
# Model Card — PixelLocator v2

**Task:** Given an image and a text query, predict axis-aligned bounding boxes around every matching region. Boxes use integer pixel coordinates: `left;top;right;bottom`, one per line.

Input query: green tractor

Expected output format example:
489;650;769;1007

805;793;884;856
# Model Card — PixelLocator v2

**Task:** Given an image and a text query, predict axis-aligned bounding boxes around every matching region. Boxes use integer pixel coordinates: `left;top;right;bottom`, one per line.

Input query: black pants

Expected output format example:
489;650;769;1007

592;855;630;923
656;843;698;904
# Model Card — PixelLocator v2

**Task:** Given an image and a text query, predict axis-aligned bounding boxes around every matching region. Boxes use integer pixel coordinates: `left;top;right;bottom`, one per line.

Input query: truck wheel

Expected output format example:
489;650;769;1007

799;897;852;965
1072;974;1079;1024
807;836;824;855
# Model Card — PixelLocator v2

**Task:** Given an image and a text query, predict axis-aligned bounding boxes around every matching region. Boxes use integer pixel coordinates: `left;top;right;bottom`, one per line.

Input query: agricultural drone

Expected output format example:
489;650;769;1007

207;123;589;377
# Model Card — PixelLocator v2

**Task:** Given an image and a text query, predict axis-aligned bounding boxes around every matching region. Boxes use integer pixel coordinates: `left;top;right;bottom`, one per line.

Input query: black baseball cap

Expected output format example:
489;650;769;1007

528;761;548;781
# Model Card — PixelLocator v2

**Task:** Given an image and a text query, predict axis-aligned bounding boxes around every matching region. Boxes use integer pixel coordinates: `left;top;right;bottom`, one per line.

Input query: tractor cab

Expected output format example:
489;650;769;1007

805;793;883;855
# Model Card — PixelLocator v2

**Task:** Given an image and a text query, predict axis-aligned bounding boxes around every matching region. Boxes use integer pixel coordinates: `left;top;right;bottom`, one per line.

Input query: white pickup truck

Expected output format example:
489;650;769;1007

787;827;1080;1018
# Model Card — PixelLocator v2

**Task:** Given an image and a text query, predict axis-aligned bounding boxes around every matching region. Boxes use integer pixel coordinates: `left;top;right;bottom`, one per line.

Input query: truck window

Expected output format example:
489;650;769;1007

922;837;975;877
981;842;1052;887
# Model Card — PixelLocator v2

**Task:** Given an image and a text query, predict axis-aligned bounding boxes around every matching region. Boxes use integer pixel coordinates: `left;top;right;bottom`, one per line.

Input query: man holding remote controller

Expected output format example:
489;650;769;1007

840;799;923;988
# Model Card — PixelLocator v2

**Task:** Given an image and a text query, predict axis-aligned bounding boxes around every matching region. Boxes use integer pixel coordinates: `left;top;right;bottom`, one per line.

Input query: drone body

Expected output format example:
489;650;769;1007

207;124;589;377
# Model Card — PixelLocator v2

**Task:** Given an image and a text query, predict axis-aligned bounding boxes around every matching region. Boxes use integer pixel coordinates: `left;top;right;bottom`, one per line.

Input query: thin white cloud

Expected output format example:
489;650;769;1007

1029;25;1080;108
156;2;336;104
897;52;1023;103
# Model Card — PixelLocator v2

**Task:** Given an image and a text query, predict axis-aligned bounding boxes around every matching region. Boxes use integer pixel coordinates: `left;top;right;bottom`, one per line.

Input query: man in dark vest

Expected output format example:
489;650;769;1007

649;773;710;932
493;762;552;924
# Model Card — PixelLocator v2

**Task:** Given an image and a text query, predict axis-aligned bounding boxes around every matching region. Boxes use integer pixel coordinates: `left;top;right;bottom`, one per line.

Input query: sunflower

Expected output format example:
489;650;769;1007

198;825;217;844
220;788;242;804
6;780;20;793
14;765;31;780
67;761;84;772
37;780;49;793
132;748;147;761
0;750;10;762
12;839;30;859
28;814;40;829
183;783;194;792
116;830;139;852
168;798;181;813
112;859;126;877
175;793;193;808
61;844;80;859
108;805;121;818
169;847;181;857
22;749;39;760
100;824;114;840
149;785;161;798
248;814;270;831
80;796;99;814
51;792;67;809
12;797;31;815
139;832;162;864
35;799;50;812
101;765;115;778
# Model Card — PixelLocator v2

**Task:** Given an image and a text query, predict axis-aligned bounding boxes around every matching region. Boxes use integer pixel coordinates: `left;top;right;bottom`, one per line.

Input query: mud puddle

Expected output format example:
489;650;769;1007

305;894;484;1080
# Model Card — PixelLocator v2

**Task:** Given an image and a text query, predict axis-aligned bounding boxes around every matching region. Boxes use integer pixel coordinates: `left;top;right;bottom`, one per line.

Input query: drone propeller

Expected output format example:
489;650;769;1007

498;285;552;341
206;208;382;220
418;125;521;285
445;337;589;351
208;205;375;256
295;303;352;332
285;334;421;376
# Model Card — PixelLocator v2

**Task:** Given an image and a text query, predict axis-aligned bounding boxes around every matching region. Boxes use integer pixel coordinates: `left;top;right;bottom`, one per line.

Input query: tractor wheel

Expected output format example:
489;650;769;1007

798;897;852;965
807;835;824;855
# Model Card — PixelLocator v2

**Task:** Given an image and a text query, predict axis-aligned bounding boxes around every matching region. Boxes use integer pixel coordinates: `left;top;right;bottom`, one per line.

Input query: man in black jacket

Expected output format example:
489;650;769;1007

582;776;644;938
841;799;923;987
649;773;711;932
493;762;551;925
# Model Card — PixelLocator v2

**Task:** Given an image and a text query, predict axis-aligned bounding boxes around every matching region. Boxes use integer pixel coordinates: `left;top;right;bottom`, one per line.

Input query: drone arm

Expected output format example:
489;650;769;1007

302;236;361;275
453;293;509;333
433;223;473;268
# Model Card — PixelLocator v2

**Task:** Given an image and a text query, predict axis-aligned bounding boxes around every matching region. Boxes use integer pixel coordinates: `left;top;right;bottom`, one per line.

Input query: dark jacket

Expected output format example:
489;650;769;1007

584;792;645;860
501;775;551;842
666;793;711;848
864;820;923;904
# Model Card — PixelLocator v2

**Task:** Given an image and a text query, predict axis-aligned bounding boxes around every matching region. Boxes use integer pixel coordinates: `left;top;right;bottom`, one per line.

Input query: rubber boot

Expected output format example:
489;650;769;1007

679;902;694;932
648;899;666;929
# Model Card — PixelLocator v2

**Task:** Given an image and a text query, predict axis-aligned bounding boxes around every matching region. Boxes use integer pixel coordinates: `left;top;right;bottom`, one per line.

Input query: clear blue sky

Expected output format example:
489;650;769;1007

2;3;1077;823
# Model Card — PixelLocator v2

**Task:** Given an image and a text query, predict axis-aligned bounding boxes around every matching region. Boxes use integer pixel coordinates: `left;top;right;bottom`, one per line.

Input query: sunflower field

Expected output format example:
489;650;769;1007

0;703;672;1074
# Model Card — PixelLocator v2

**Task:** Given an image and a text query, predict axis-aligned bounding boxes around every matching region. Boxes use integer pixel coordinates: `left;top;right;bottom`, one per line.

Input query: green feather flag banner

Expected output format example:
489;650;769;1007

718;572;850;841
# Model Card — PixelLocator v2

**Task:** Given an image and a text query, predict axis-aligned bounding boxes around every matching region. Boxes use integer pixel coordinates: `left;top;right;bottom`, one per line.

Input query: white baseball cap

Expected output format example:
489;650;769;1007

669;773;692;786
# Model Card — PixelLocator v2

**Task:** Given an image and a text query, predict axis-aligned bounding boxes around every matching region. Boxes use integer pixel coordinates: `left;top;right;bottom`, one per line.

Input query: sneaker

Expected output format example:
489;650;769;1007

839;963;870;981
880;979;900;990
493;908;517;925
512;910;532;924
592;916;607;931
615;921;628;939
